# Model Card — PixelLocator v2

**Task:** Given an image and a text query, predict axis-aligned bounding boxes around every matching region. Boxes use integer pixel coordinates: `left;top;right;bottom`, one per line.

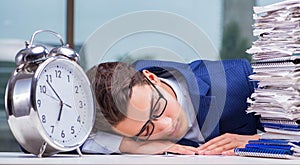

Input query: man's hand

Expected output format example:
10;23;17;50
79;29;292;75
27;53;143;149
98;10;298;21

198;133;260;155
120;137;198;155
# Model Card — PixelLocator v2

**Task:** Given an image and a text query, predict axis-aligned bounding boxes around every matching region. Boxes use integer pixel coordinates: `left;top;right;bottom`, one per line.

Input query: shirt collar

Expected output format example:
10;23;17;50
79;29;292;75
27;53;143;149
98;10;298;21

159;77;204;143
159;77;193;128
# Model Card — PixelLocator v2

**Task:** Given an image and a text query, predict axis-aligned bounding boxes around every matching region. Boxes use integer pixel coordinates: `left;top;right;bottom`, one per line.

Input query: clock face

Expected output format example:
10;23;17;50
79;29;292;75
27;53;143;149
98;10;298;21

34;57;94;149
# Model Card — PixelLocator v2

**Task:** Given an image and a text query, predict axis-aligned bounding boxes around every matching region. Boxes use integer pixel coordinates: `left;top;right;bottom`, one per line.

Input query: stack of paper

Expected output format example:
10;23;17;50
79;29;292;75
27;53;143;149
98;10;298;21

235;0;300;159
247;0;300;61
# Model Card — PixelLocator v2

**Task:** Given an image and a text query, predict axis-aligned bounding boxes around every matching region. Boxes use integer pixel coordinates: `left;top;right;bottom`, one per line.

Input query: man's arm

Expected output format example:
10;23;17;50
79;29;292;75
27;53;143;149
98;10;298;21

82;131;198;155
82;131;123;154
120;137;198;155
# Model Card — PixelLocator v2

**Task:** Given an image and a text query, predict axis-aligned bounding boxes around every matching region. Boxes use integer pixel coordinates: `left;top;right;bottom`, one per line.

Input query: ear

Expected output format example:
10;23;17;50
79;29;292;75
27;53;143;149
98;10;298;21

142;70;161;85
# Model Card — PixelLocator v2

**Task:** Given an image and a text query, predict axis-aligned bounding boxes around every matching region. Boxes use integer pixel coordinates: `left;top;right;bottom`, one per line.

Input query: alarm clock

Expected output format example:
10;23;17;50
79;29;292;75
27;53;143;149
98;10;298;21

5;30;95;157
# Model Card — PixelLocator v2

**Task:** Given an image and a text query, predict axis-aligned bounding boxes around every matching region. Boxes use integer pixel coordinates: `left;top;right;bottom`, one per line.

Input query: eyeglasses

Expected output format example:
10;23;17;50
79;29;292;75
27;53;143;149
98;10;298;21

133;76;167;141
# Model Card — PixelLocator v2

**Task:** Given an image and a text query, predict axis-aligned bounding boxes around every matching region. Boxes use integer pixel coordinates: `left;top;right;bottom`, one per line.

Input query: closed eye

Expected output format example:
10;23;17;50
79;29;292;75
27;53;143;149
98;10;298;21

140;125;151;136
152;103;161;116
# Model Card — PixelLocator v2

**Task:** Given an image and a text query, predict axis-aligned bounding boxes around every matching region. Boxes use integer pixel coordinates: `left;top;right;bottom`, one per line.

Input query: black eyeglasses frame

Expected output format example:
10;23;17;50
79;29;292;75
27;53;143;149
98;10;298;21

132;76;167;141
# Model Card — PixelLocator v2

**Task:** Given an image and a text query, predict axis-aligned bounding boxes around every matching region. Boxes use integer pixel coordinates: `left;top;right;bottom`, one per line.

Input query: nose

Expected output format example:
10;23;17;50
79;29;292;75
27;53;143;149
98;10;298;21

152;116;173;132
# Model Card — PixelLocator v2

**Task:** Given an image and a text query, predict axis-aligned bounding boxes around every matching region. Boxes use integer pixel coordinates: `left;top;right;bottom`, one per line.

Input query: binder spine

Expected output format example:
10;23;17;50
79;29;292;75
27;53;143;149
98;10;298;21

252;56;300;64
251;56;300;68
260;118;300;126
251;61;295;68
261;123;300;131
234;148;293;159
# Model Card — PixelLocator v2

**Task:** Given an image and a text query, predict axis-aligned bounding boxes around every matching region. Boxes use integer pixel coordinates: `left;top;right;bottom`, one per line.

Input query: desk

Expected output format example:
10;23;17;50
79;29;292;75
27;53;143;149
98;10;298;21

0;152;300;164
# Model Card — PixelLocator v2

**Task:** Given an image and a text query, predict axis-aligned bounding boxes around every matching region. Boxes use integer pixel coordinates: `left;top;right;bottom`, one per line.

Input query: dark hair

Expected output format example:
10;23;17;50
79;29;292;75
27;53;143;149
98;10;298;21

92;62;147;130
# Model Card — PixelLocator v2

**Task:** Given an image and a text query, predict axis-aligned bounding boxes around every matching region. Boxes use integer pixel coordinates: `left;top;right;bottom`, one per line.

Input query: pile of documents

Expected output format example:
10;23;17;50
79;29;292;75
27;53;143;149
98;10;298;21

234;0;300;159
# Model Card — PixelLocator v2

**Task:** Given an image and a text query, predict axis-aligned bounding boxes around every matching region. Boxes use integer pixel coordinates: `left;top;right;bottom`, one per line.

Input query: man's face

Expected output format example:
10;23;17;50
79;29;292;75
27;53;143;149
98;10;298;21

113;71;189;141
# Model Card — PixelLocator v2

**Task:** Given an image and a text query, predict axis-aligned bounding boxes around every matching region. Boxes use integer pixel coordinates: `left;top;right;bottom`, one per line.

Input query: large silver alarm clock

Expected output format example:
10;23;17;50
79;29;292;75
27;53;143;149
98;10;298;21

5;30;95;157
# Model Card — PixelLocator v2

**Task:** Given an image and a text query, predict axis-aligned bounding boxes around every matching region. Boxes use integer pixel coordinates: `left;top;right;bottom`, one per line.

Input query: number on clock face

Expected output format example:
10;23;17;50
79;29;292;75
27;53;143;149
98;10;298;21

35;59;93;147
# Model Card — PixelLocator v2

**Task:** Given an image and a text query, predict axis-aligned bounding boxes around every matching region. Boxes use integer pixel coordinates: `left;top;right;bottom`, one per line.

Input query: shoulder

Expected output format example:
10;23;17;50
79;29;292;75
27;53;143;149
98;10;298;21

133;60;188;70
189;58;250;67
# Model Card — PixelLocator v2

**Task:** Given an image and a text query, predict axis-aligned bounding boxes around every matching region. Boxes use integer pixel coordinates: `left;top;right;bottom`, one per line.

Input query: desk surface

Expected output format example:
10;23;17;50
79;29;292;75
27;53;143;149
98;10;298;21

0;152;300;164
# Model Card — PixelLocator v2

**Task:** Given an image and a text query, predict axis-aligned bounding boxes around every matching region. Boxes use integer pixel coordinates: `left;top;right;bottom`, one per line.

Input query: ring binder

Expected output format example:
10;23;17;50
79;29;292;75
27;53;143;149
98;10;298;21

260;118;300;125
234;148;293;159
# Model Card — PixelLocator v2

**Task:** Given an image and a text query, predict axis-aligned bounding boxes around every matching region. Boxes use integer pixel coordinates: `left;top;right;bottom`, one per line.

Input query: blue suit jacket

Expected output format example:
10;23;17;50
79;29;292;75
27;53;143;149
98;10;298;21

133;59;263;147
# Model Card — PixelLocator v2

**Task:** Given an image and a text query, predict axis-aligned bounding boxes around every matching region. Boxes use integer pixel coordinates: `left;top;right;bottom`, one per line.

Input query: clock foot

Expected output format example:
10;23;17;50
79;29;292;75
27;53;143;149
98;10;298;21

38;142;47;158
76;147;83;157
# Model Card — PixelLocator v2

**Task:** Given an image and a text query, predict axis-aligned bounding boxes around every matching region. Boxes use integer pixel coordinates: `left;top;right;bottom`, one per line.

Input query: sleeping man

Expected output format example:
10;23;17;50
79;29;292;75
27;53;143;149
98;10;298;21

82;59;263;155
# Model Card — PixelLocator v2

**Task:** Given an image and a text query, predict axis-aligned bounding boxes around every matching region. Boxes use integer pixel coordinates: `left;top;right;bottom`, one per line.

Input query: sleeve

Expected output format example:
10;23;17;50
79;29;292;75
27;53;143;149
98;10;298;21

240;59;264;132
81;131;123;154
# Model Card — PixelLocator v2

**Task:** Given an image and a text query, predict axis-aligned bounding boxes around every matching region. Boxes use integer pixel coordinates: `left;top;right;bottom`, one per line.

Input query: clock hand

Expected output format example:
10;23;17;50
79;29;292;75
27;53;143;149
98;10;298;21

45;93;60;102
46;81;66;121
63;102;72;108
44;93;72;108
57;100;63;121
46;80;63;102
44;89;72;109
44;90;72;117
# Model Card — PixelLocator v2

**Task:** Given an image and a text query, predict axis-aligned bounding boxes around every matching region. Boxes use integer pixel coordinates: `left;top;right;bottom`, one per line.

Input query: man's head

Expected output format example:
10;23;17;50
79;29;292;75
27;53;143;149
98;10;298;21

93;62;188;141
